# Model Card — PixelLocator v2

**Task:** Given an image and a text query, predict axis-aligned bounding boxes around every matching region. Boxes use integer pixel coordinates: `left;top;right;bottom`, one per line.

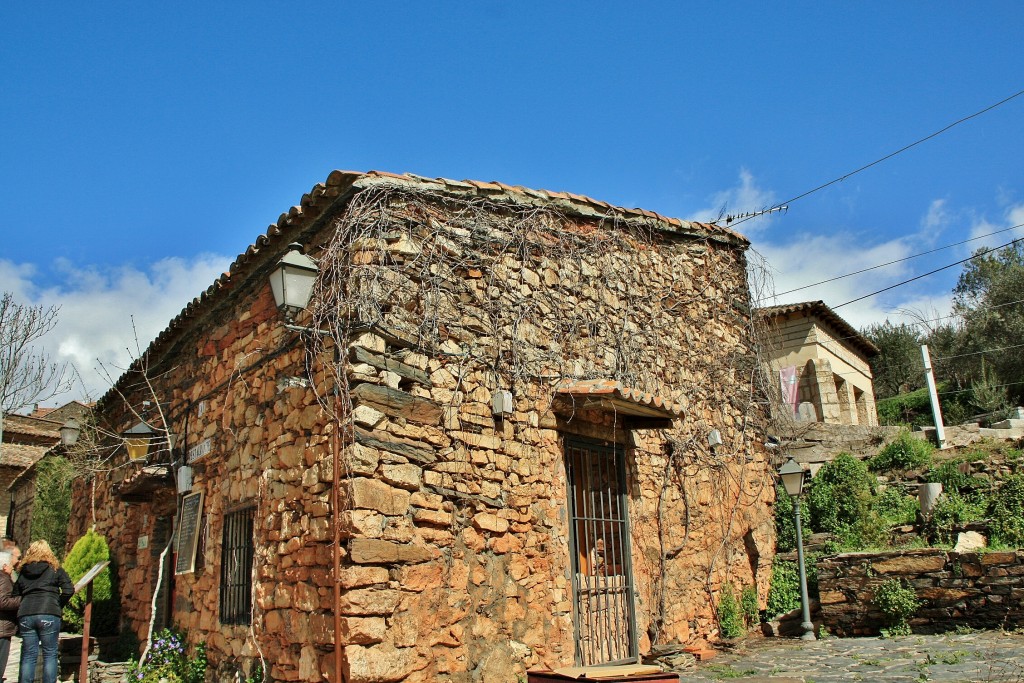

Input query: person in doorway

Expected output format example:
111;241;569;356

0;547;22;683
15;541;73;683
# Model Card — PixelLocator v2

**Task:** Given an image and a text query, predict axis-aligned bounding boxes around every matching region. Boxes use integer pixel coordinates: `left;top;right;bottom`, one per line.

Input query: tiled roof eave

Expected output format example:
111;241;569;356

553;379;684;421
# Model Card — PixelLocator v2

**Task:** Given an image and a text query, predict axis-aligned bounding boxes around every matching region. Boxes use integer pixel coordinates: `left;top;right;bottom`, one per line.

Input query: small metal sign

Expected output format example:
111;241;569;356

73;561;110;595
187;438;212;464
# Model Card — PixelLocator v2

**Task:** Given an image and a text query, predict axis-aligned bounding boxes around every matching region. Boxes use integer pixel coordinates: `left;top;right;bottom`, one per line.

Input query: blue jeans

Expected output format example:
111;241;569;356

18;615;60;683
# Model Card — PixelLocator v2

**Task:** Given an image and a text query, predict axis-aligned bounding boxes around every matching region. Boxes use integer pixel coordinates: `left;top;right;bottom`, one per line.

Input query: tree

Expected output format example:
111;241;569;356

861;321;924;399
951;242;1024;405
30;455;75;558
0;292;73;442
63;529;118;636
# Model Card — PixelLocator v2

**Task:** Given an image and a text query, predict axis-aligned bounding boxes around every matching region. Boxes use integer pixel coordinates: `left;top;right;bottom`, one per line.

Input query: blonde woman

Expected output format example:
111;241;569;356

14;541;73;683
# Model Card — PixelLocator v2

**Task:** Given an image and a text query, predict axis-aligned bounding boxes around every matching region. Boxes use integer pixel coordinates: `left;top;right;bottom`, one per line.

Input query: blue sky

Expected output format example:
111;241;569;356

2;2;1023;401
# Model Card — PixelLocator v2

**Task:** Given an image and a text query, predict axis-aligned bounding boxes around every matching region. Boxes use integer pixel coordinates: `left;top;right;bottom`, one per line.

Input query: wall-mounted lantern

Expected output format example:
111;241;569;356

123;421;157;461
269;243;319;321
60;419;81;447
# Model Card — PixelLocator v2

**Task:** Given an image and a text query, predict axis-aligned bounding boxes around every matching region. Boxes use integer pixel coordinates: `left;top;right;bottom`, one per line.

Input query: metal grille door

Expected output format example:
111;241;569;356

565;438;638;666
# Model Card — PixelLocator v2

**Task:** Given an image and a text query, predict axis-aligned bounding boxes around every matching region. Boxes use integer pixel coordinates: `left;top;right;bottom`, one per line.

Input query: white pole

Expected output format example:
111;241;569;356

921;344;946;449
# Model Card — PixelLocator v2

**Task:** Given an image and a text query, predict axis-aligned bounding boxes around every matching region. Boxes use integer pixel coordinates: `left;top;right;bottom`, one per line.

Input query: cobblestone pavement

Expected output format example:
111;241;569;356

678;631;1024;682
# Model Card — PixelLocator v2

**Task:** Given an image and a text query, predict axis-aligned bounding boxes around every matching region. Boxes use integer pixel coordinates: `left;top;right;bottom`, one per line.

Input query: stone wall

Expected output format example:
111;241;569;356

66;175;776;682
818;548;1024;635
780;422;902;467
8;466;36;548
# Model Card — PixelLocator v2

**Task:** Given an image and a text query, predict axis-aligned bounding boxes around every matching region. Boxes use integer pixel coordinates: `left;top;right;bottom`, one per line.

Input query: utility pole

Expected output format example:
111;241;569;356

921;344;946;449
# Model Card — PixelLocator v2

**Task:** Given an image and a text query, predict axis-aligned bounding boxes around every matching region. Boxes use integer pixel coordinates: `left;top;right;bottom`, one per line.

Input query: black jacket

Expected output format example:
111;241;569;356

15;562;74;618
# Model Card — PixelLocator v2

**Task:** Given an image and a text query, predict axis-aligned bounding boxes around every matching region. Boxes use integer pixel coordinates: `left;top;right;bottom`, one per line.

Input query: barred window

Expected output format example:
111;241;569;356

219;506;255;625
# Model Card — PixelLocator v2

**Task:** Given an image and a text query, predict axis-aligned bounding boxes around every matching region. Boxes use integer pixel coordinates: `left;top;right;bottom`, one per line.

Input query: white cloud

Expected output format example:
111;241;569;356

0;254;232;405
966;201;1024;248
747;197;974;330
751;232;923;328
689;169;779;232
921;199;952;238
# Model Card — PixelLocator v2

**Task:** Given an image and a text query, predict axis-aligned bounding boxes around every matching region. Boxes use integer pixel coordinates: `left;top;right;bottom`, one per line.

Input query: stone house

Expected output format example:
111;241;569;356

758;300;879;427
67;171;776;682
3;402;90;542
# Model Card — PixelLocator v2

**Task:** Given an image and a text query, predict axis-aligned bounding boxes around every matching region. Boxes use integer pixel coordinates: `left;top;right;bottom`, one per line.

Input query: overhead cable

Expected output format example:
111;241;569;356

832;235;1024;309
729;88;1024;231
768;221;1024;299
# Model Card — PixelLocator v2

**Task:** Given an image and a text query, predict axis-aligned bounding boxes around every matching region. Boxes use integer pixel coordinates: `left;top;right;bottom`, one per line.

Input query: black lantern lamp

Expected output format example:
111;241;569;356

123;421;157;461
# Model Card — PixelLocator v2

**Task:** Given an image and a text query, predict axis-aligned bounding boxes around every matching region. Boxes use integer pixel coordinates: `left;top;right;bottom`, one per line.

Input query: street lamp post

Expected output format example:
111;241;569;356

268;243;345;682
778;457;816;641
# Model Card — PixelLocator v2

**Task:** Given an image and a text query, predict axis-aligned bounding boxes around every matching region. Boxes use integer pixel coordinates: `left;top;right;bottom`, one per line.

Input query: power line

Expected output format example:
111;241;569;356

832;235;1024;309
932;342;1024;362
937;380;1024;398
728;88;1024;231
768;221;1024;300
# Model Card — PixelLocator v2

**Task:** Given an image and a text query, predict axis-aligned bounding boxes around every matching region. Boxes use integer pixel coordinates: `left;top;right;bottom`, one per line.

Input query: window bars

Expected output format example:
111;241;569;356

219;506;255;626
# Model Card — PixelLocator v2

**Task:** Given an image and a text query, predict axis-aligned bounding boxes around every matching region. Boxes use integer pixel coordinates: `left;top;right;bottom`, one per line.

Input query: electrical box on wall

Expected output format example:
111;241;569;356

176;465;193;494
492;389;513;417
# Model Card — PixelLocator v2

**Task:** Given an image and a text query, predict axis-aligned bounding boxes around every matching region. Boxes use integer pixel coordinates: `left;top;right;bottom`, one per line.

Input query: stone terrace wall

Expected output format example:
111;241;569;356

68;181;777;683
819;548;1024;635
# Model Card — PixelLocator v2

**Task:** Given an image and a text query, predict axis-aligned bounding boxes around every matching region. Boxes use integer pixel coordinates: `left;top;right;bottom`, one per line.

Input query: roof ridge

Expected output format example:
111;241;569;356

97;169;748;408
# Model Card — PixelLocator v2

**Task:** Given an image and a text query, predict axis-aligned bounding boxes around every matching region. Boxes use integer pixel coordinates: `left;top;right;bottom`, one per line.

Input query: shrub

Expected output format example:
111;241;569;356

716;585;744;638
63;529;118;636
925;459;978;497
873;487;919;527
989;474;1024;547
807;453;880;548
929;491;987;545
872;579;920;636
876;387;933;428
740;585;759;628
126;628;206;683
766;560;799;618
765;557;819;619
869;431;934;473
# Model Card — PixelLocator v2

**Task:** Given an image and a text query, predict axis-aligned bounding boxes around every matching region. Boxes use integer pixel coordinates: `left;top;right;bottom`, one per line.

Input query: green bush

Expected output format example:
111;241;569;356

807;453;880;548
876;385;974;428
126;628;206;683
925;459;978;497
929;491;987;545
989;473;1024;547
31;456;75;558
869;431;934;473
873;487;919;527
872;579;920;636
63;530;118;635
766;560;799;617
716;585;744;638
876;387;933;427
740;585;759;628
765;557;819;619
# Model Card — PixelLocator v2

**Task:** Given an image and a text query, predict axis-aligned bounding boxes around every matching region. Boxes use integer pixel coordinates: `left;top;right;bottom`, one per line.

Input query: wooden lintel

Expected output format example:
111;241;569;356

622;417;675;430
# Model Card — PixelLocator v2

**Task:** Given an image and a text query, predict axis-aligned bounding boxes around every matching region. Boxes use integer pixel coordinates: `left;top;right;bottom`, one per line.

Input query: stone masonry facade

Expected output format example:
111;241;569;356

819;548;1024;636
66;172;776;682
